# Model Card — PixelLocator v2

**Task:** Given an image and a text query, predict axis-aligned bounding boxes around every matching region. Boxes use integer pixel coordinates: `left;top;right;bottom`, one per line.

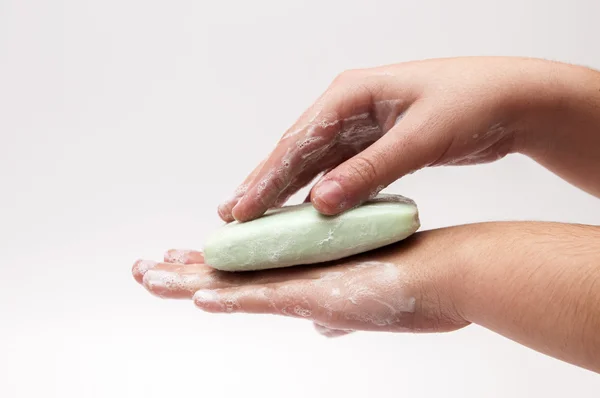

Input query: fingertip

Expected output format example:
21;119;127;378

311;180;348;215
230;204;244;222
142;269;183;299
311;196;343;216
132;259;158;284
231;201;260;223
217;202;236;223
232;177;285;222
193;290;224;312
141;270;168;298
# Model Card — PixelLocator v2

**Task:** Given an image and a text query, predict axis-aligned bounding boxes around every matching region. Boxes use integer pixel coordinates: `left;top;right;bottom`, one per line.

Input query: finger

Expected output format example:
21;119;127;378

310;100;453;215
132;259;159;284
313;323;355;338
231;72;409;222
142;264;216;299
163;249;204;264
193;264;421;331
193;283;354;338
133;251;204;285
193;280;324;322
141;259;336;299
218;158;267;222
230;125;338;222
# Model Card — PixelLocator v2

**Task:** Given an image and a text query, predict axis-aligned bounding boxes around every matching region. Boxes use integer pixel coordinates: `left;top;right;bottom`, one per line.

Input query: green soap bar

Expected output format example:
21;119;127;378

203;193;420;271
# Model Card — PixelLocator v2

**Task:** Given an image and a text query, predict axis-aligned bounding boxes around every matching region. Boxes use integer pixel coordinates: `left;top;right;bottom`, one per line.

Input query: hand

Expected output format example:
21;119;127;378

218;56;600;222
132;221;600;373
132;229;468;336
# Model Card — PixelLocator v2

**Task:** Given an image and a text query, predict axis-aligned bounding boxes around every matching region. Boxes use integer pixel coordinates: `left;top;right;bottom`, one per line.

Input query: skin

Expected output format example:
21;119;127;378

132;56;600;373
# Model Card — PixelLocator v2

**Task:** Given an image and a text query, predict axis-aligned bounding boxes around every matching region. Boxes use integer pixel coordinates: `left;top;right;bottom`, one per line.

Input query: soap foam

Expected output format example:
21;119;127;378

143;270;203;297
194;260;419;333
164;249;193;264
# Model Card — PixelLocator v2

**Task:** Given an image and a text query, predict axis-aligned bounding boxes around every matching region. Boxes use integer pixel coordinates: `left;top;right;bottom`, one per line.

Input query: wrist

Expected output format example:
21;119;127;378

513;61;600;158
444;222;497;324
404;225;485;330
450;221;600;372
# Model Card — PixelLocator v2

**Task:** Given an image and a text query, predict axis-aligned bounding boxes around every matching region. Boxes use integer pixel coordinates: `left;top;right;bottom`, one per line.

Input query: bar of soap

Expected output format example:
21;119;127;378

203;193;420;271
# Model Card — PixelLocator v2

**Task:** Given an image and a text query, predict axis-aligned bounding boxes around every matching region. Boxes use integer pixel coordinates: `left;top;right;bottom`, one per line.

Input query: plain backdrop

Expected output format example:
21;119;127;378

1;0;599;397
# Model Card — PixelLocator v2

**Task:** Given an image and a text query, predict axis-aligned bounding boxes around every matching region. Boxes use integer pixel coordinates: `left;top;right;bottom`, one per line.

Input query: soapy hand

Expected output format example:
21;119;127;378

132;228;468;336
132;222;600;372
219;57;600;222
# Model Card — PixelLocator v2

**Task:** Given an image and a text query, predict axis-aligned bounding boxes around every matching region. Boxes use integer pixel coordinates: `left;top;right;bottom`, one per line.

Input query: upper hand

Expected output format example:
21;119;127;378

219;56;581;222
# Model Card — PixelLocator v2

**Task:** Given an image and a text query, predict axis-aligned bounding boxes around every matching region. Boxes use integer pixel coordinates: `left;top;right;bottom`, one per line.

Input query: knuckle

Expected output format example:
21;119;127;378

257;173;289;203
346;155;379;187
269;174;289;194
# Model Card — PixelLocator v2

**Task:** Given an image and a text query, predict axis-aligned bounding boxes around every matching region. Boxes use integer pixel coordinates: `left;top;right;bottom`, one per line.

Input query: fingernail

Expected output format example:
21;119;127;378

132;260;158;282
218;185;249;221
230;202;243;221
193;289;219;304
193;290;223;312
217;201;236;222
142;270;172;297
231;200;249;222
314;180;346;211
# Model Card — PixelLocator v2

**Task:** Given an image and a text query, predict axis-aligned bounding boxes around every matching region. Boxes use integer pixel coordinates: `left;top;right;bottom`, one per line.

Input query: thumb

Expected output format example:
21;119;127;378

310;102;449;215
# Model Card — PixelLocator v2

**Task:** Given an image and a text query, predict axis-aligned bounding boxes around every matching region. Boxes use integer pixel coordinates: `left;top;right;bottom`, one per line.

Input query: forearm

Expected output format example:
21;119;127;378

454;221;600;373
519;63;600;198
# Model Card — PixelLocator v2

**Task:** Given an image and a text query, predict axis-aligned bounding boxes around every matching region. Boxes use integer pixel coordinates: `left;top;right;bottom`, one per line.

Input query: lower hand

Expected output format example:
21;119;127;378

132;221;600;373
132;227;468;336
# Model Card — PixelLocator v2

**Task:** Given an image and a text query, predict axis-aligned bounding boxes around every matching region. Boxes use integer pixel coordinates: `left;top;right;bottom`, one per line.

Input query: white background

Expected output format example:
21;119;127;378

1;0;599;396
